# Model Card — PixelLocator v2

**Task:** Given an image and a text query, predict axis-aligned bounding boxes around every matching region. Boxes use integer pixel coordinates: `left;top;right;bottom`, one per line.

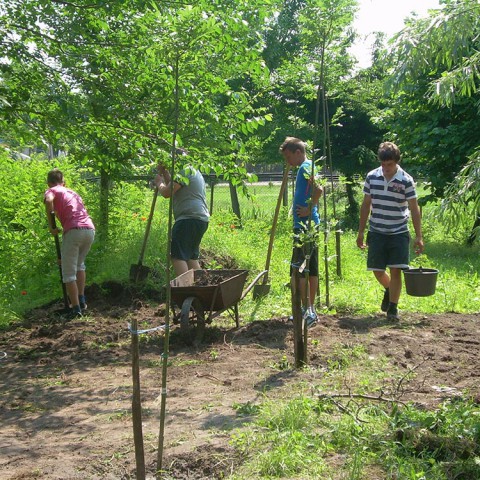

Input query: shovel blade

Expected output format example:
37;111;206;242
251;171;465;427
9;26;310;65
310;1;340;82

253;283;271;299
129;264;150;282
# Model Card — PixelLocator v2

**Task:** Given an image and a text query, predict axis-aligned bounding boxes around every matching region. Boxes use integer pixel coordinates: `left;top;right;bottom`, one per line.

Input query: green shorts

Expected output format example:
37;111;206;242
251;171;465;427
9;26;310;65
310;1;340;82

366;231;410;271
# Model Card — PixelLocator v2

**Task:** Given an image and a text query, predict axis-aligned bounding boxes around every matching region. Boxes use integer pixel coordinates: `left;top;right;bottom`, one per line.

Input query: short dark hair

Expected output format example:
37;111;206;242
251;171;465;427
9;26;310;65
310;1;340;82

279;136;306;155
47;168;64;185
378;142;401;162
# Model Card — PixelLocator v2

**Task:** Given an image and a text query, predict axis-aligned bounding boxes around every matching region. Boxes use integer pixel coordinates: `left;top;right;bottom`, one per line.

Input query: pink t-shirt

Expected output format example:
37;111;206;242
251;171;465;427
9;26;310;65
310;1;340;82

44;185;95;233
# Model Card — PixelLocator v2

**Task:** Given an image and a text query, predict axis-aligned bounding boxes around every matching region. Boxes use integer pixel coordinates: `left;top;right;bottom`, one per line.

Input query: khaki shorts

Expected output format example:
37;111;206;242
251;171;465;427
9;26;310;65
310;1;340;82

61;228;95;283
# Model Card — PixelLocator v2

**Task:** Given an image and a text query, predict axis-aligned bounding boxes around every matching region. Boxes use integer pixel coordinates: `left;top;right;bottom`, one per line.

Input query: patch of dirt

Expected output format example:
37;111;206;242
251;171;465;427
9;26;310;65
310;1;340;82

1;281;479;479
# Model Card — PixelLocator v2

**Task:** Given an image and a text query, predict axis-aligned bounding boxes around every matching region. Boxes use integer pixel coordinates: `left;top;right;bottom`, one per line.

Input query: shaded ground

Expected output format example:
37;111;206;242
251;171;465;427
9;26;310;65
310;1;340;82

1;281;479;479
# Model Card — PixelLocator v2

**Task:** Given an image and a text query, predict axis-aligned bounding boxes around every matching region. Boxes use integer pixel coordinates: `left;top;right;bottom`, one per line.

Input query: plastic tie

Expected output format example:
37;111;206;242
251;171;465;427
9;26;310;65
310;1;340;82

127;323;166;335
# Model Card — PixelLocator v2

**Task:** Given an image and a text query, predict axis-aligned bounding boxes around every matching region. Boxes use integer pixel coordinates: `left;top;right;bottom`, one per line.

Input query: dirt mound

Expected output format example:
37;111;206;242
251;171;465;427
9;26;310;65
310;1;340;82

1;283;479;479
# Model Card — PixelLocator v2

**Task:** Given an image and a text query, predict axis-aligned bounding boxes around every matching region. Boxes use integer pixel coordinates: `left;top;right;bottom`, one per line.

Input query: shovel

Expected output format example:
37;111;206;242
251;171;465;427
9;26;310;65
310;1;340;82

49;212;71;314
253;165;290;299
130;186;159;282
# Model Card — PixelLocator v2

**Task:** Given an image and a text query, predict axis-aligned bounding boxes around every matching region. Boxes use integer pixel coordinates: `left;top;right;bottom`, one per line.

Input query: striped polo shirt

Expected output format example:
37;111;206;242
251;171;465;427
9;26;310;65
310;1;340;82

363;165;417;234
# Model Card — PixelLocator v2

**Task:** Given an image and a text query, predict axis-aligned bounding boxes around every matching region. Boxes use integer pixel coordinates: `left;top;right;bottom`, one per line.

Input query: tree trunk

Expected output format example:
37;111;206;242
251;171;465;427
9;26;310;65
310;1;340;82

229;181;241;221
345;176;359;225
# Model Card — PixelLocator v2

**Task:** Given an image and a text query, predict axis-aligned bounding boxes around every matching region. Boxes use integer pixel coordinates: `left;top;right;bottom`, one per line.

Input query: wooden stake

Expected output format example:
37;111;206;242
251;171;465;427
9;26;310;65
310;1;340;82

130;317;146;480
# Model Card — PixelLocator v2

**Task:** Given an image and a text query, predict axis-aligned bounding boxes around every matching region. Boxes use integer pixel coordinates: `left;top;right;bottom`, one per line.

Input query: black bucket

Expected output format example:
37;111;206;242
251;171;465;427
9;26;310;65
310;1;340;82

403;268;438;297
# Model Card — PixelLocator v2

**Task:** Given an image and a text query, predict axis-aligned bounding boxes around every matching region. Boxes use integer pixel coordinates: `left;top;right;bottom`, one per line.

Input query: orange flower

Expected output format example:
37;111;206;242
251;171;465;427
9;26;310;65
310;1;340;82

21;290;27;295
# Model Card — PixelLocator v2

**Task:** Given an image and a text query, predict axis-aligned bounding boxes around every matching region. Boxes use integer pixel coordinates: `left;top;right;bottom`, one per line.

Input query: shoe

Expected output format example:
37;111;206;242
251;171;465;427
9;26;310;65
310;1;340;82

79;295;87;311
386;305;399;321
381;289;390;312
289;307;306;322
64;308;83;321
304;309;317;328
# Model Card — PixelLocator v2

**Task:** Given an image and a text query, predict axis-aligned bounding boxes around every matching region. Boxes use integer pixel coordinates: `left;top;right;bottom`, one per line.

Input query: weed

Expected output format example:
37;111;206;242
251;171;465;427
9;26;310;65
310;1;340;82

232;401;260;416
270;354;291;370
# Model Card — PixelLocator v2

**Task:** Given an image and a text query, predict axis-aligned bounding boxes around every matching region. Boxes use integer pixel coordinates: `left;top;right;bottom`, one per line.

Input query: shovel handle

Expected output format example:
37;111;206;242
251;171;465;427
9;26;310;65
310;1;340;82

49;212;69;308
137;186;159;265
263;165;290;284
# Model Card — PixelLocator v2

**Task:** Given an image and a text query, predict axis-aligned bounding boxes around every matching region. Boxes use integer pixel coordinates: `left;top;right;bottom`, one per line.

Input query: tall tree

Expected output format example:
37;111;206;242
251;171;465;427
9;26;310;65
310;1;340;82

385;0;480;241
0;0;273;233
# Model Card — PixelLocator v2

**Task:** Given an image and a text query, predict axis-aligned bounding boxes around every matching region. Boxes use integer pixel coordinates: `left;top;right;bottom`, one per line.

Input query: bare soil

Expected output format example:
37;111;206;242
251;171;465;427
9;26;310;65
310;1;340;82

1;281;479;479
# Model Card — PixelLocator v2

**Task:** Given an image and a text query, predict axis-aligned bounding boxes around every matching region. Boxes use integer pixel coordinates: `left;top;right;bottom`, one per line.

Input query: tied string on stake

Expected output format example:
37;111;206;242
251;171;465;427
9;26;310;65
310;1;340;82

127;323;167;335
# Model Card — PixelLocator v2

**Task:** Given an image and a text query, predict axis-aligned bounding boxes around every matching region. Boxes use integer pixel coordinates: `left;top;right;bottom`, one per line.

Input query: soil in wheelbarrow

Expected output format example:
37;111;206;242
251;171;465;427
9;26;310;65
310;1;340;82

193;272;227;287
1;279;480;479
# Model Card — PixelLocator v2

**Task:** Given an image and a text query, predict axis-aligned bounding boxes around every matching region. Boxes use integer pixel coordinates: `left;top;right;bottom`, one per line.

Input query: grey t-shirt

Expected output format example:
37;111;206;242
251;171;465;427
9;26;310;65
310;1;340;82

173;168;210;222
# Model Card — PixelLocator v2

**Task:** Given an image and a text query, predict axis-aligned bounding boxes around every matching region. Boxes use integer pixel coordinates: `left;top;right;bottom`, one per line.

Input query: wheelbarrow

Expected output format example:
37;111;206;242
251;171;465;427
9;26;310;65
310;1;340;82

170;269;267;344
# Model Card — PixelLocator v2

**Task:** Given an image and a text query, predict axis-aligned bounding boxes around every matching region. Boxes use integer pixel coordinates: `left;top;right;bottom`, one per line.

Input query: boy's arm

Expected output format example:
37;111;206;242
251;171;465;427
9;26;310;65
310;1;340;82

44;193;60;235
155;165;181;198
408;197;424;253
356;194;371;249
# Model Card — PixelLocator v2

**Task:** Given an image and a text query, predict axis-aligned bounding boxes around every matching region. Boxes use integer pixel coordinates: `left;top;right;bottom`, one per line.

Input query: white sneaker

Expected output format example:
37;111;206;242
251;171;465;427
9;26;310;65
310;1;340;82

303;309;317;328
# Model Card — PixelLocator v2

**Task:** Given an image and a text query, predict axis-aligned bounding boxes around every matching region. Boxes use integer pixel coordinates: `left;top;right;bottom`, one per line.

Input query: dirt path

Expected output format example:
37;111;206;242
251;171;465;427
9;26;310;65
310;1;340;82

1;282;479;479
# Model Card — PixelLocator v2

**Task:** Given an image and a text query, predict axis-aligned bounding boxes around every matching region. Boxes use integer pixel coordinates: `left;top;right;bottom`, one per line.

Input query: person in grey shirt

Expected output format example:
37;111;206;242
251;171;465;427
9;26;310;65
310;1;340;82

155;161;209;277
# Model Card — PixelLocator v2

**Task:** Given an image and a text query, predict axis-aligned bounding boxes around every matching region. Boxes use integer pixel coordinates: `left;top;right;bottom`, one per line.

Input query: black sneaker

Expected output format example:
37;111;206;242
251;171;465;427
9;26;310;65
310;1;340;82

64;308;83;321
381;288;390;312
386;305;399;321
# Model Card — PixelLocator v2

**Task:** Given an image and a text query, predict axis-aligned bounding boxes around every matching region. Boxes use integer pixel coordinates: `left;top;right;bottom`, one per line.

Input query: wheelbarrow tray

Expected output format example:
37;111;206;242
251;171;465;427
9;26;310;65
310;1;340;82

170;269;249;312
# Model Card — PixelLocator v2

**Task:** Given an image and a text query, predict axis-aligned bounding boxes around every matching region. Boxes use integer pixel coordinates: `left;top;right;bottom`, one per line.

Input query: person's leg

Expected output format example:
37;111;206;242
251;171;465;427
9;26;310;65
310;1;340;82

76;270;86;298
373;270;390;289
187;259;201;270
385;232;410;319
61;230;81;314
172;258;189;276
309;275;318;309
388;268;402;304
367;232;391;311
66;280;80;308
298;277;307;308
76;229;94;309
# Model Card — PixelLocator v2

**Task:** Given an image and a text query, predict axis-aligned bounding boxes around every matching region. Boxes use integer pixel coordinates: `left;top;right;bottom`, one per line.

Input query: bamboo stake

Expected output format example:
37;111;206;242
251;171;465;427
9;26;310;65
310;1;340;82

156;54;181;478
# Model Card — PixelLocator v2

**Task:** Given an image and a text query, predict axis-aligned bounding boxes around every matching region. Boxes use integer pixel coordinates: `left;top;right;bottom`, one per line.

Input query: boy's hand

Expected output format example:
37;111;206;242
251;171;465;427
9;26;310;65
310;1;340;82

49;227;61;236
356;232;367;249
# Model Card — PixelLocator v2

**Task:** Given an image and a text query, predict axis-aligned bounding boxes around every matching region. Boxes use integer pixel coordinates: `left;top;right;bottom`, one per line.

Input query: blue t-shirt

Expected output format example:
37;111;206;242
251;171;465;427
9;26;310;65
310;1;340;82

293;160;320;230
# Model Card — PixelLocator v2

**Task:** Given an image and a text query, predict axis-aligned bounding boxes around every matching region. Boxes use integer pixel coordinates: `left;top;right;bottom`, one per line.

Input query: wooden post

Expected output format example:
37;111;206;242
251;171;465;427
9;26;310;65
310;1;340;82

209;178;215;215
292;269;306;367
130;317;146;480
335;229;342;277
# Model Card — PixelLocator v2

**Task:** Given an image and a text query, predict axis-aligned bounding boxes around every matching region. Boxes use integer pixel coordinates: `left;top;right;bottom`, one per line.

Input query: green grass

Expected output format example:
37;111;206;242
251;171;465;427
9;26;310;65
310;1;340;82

2;174;479;327
228;347;480;480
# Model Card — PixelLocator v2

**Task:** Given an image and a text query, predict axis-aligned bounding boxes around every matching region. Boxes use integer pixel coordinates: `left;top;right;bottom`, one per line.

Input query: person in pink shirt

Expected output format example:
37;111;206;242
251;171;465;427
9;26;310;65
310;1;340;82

44;169;95;319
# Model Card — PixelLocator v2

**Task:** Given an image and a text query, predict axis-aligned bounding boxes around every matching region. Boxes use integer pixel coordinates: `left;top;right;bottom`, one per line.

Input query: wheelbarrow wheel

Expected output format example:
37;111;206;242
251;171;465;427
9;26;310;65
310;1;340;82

180;296;205;345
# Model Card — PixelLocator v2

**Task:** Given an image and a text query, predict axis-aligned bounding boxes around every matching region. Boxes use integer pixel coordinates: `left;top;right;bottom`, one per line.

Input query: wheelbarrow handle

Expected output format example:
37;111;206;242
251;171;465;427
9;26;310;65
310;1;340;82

240;270;268;301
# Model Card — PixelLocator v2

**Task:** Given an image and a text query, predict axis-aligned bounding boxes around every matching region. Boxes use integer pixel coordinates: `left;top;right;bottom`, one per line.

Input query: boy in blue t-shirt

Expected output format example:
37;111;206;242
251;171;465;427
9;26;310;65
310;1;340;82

280;137;323;326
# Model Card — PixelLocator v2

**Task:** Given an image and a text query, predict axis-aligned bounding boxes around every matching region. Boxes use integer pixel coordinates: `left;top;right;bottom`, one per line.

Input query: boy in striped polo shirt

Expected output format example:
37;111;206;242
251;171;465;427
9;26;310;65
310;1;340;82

356;142;424;320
